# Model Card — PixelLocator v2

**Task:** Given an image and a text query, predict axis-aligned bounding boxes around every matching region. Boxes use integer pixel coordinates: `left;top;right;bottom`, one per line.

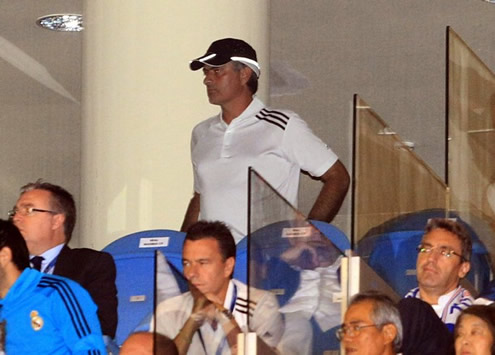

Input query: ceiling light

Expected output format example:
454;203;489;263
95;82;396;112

36;14;83;32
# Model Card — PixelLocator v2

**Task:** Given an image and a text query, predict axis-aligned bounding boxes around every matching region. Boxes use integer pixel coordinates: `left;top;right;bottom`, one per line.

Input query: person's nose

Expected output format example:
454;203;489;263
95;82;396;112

185;264;198;281
427;251;441;262
12;213;22;225
342;331;355;345
203;72;214;86
460;334;470;345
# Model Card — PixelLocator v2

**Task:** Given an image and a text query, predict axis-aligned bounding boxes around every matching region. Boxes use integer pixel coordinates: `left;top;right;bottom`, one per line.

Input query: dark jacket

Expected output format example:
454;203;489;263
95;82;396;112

54;245;118;338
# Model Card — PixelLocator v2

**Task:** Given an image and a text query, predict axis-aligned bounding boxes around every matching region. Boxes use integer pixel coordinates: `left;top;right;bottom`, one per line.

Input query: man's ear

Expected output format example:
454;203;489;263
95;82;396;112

240;66;252;85
0;246;12;266
458;261;471;279
224;256;235;278
382;323;398;346
51;213;65;231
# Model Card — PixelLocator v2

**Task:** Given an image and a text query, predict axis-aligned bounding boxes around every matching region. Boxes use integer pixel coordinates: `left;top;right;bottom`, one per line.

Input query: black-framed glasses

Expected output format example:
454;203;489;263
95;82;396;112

416;244;464;260
7;206;59;219
336;324;380;340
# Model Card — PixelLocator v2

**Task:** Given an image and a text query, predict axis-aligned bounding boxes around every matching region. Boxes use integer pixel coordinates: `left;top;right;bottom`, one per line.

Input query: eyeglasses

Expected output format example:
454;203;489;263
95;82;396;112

8;206;59;218
336;324;380;340
416;244;464;260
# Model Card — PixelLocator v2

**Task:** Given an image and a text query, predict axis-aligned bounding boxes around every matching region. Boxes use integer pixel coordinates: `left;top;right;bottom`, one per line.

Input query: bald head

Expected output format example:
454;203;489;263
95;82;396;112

120;332;178;355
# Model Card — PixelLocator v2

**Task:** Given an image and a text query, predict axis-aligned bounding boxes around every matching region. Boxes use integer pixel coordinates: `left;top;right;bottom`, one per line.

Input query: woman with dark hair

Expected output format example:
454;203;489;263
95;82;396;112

455;305;495;355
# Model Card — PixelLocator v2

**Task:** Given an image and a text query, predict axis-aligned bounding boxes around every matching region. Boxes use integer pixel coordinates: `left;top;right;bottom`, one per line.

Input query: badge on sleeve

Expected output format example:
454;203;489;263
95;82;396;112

30;310;43;331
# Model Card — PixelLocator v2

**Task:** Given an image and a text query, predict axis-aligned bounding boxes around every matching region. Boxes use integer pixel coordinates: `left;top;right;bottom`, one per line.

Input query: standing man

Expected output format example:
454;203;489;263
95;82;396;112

337;291;402;355
10;180;118;339
405;218;474;331
151;221;283;354
0;219;106;353
181;38;350;242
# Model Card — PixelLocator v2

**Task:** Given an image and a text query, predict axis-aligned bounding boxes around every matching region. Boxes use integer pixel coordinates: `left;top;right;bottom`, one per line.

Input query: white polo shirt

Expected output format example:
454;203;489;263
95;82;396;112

191;97;338;242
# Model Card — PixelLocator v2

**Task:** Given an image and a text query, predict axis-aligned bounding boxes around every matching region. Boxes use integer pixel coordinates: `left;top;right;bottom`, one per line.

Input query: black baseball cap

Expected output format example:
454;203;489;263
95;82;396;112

189;38;260;78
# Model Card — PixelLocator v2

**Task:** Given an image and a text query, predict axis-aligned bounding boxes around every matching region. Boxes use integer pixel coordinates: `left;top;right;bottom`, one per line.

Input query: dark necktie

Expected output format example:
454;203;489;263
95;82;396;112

30;256;44;271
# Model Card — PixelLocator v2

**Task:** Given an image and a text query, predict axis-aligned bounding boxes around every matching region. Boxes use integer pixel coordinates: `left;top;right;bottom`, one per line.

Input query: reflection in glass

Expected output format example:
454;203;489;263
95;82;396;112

248;168;344;353
448;27;495;265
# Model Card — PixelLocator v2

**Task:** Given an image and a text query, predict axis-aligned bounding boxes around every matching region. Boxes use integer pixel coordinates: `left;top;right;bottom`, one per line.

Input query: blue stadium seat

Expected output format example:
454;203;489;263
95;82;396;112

102;229;187;346
234;237;248;283
358;230;424;296
310;220;351;252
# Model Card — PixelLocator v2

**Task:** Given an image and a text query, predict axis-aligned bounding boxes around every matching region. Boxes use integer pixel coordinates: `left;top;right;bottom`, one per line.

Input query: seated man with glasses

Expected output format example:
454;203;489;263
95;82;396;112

337;291;402;355
9;180;118;342
405;218;473;332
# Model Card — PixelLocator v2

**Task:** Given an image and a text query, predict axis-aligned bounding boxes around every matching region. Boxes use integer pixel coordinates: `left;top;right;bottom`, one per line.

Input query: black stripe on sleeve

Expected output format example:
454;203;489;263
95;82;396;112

256;108;291;130
39;276;92;338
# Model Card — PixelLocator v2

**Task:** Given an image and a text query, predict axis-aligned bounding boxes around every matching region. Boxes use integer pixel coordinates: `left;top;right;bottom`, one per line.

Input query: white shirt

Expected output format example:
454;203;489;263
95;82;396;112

191;97;338;242
152;279;284;354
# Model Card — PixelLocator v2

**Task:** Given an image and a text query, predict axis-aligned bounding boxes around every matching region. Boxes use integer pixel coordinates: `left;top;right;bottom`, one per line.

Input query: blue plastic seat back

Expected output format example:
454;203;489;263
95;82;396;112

310;220;351;252
358;230;423;296
102;229;187;345
234;237;248;283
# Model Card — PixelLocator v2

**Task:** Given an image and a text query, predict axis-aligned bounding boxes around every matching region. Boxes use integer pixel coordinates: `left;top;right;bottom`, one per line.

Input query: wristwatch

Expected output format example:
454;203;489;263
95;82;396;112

217;307;234;325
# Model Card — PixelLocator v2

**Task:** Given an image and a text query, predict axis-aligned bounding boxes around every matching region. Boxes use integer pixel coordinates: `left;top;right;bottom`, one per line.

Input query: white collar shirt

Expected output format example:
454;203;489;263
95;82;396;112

191;97;338;242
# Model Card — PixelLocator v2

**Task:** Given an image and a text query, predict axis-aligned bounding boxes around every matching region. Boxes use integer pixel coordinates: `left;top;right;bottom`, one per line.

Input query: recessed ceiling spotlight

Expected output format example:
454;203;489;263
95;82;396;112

36;14;83;32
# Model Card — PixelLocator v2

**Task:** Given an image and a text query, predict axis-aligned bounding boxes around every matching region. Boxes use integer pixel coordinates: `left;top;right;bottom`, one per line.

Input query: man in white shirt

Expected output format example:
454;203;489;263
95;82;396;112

151;220;283;354
405;218;474;331
181;38;350;242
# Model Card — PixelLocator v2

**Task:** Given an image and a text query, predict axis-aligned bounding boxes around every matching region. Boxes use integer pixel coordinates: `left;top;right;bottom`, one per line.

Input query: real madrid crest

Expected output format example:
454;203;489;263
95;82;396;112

30;310;43;331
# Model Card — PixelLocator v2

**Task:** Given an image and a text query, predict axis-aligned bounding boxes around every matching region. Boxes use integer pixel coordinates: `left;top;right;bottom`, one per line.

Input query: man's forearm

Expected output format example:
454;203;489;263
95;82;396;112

174;317;200;355
217;309;242;352
180;192;200;232
308;160;350;222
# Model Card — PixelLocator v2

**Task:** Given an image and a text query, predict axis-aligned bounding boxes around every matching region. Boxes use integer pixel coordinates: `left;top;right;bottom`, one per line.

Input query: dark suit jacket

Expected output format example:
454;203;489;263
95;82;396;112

54;245;118;338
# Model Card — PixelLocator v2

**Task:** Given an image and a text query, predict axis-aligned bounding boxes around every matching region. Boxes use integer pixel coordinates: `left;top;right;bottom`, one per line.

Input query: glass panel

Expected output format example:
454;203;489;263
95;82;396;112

353;51;495;296
248;168;345;354
448;27;495;272
350;96;490;297
353;95;449;243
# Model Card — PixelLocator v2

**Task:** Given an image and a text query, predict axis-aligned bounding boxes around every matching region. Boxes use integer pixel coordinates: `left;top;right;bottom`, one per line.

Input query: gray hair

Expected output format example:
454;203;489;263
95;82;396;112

20;179;76;243
424;218;472;262
231;61;258;94
349;291;403;351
